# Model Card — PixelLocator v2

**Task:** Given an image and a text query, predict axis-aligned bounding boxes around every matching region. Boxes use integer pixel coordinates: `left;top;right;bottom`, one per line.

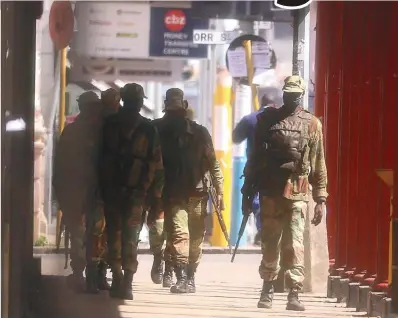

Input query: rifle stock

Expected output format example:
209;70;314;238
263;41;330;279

208;178;232;253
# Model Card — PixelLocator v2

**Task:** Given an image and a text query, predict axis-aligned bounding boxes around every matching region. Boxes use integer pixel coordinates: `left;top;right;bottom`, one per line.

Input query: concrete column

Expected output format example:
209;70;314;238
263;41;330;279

295;5;330;292
2;2;39;317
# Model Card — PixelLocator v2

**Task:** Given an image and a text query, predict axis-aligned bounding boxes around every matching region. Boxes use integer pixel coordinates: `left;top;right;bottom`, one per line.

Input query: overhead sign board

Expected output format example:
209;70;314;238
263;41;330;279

149;7;208;59
74;2;150;59
69;55;185;82
193;30;238;45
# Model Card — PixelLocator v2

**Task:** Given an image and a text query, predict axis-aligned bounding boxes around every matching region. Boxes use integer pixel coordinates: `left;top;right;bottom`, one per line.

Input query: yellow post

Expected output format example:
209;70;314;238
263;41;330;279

210;68;232;247
59;48;67;133
55;48;67;247
243;40;260;111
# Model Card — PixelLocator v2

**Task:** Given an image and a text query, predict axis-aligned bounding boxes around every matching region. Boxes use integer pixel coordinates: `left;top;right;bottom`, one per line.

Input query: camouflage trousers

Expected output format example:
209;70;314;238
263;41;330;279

104;196;144;273
168;197;207;266
148;211;172;263
68;205;108;272
259;196;307;290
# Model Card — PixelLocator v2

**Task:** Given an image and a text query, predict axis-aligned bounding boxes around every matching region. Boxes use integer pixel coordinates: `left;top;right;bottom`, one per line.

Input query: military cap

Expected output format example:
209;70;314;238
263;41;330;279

76;91;100;104
101;88;120;104
120;83;147;101
282;75;306;93
164;88;186;111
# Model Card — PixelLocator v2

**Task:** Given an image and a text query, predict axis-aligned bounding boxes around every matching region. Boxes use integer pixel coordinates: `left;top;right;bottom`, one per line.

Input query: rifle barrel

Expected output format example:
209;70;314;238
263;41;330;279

230;214;249;263
231;236;242;263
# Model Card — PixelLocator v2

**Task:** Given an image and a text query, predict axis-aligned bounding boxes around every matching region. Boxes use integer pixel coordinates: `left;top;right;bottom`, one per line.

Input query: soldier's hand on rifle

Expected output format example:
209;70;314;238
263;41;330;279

241;195;253;216
312;201;325;226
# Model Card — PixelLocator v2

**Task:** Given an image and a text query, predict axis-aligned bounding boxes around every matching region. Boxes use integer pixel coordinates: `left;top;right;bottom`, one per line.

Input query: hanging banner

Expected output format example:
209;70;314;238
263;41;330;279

75;2;150;59
149;7;208;59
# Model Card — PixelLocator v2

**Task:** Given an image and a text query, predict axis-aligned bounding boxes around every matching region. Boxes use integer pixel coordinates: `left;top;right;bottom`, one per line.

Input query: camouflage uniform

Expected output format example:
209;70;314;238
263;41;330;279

53;91;110;293
243;76;327;311
154;88;224;294
84;88;121;292
147;106;196;287
100;83;164;300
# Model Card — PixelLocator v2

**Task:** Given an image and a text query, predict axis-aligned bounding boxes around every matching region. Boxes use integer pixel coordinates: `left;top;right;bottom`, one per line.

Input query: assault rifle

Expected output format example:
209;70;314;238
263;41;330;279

208;177;232;253
231;185;255;263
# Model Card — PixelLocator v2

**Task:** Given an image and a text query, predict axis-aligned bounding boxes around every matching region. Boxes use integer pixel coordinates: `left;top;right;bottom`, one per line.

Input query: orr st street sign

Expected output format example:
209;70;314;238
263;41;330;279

193;29;239;45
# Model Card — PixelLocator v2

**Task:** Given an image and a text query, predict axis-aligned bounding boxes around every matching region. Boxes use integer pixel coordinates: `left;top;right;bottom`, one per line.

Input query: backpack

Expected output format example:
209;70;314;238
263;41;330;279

258;107;312;168
101;116;153;195
157;118;205;199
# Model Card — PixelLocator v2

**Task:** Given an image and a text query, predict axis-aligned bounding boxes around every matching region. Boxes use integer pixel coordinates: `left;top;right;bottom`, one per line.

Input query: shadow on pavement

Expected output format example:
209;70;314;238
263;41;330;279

39;275;123;318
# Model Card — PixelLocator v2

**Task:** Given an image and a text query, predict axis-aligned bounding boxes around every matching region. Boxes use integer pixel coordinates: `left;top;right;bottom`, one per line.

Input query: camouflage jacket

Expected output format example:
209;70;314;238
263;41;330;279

152;116;224;198
100;113;164;201
244;107;328;202
53;115;103;223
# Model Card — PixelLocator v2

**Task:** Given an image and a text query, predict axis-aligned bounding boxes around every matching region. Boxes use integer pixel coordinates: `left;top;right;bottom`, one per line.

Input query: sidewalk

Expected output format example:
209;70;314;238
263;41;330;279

39;254;365;318
33;243;261;255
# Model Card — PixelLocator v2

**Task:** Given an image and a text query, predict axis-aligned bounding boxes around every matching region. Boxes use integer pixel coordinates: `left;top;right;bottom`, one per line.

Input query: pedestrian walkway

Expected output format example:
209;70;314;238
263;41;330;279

39;254;367;318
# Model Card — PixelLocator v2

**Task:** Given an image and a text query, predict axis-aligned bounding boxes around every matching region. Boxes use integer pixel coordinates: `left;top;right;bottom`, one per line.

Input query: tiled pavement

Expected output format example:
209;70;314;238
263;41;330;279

39;254;367;318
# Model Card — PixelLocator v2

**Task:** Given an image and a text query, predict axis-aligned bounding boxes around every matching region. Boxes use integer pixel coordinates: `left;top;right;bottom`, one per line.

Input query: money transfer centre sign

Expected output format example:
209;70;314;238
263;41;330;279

149;7;208;59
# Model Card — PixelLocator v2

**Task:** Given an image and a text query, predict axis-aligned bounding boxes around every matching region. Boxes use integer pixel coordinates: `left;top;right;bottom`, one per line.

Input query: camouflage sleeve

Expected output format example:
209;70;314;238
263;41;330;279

147;126;164;199
202;127;224;195
211;159;224;195
309;118;328;201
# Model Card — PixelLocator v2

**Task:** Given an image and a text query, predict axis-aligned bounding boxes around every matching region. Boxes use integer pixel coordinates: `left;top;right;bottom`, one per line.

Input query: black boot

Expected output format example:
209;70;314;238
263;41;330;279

121;270;134;300
97;261;110;290
66;270;85;293
170;265;188;294
162;262;174;288
151;254;164;284
85;262;100;294
109;268;124;299
257;281;274;309
187;263;197;293
286;287;305;311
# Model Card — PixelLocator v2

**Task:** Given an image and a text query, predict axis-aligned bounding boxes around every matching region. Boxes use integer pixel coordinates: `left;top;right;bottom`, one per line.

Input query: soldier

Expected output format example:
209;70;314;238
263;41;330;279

100;83;164;300
83;88;122;293
153;88;223;294
242;76;327;311
53;91;108;293
147;105;196;288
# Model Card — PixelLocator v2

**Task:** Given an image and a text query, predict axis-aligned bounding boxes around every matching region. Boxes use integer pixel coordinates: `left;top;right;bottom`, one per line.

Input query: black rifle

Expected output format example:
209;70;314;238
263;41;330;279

208;177;232;253
231;191;254;263
231;214;250;263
